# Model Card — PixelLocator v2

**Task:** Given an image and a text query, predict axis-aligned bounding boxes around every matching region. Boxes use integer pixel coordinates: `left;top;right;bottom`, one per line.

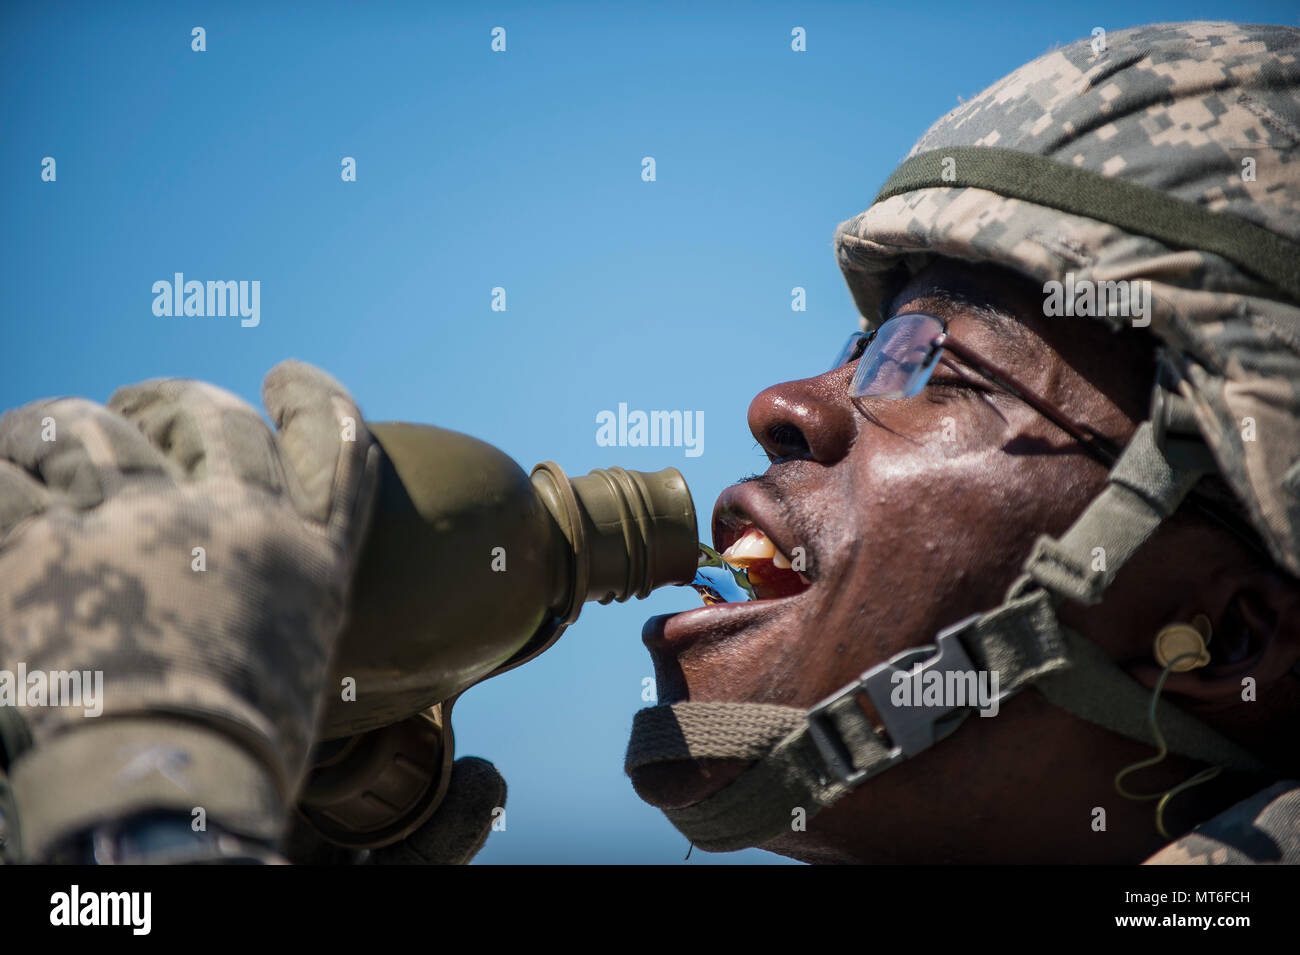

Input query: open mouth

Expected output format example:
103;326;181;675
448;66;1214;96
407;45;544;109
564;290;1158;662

713;524;811;601
648;492;816;658
646;483;818;670
702;483;815;605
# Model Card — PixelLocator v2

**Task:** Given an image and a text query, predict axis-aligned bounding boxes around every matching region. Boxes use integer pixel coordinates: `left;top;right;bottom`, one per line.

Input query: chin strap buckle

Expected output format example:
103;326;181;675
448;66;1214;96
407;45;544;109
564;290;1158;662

805;614;991;789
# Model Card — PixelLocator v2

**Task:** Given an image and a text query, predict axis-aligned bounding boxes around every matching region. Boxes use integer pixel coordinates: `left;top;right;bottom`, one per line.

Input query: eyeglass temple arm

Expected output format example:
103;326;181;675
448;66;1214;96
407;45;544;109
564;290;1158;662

931;332;1273;559
937;336;1121;467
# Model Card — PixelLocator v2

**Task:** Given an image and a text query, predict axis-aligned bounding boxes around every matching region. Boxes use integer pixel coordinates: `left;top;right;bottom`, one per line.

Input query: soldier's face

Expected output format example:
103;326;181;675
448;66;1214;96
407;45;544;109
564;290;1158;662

632;257;1167;862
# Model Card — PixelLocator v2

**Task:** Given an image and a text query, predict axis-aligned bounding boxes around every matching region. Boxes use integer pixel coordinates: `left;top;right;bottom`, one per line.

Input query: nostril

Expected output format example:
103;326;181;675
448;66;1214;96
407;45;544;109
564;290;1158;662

766;423;811;461
749;378;856;465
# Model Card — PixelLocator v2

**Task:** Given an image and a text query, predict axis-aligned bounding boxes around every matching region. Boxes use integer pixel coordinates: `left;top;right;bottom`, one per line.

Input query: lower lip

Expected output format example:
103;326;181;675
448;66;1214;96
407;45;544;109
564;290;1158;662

642;591;806;655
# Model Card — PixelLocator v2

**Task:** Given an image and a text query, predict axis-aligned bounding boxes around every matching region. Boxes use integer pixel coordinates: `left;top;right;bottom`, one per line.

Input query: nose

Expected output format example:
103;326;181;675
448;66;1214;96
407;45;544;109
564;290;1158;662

747;370;858;464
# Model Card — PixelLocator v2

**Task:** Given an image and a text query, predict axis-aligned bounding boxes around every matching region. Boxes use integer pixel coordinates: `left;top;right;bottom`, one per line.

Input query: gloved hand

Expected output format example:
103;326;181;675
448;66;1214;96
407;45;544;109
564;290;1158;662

367;756;507;865
0;360;379;862
281;752;508;866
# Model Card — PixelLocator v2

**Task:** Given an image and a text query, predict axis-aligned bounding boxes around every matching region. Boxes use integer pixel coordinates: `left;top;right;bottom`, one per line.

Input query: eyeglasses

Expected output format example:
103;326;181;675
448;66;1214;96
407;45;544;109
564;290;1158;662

831;312;1274;562
832;312;1121;469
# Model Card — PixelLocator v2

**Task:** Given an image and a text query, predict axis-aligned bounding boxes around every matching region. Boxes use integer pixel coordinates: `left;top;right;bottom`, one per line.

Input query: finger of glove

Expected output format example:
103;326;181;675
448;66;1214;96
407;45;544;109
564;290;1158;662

0;461;51;543
108;378;285;494
368;756;506;865
0;398;172;508
261;360;376;547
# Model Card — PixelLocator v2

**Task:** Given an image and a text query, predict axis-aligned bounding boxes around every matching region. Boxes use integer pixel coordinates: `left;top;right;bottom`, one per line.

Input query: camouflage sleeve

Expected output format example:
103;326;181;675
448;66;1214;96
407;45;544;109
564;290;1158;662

1143;781;1300;864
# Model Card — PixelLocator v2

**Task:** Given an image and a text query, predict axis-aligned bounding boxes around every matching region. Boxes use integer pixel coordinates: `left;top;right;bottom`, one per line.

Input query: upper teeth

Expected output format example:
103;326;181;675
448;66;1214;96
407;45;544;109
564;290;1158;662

722;527;793;569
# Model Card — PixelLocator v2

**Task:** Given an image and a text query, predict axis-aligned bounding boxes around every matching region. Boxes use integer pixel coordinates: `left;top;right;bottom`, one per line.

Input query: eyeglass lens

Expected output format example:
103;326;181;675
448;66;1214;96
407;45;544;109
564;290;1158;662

845;313;946;398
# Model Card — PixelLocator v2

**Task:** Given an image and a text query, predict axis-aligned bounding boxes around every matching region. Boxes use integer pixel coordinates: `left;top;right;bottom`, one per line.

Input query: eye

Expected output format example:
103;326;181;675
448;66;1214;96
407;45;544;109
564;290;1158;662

830;332;872;371
923;376;1005;412
927;376;987;392
921;379;968;404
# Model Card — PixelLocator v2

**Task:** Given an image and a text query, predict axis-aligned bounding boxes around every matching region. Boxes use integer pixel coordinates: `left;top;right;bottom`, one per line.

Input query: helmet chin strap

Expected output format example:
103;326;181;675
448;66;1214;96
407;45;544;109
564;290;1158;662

625;393;1286;853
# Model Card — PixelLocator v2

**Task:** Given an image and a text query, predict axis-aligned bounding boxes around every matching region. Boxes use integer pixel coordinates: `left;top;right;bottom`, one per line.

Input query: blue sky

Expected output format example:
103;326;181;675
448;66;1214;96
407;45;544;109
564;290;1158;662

3;0;1294;863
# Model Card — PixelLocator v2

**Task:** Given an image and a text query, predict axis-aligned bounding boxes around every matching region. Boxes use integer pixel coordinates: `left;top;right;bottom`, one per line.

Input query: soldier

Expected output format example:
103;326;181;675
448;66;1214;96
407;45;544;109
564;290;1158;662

625;20;1300;864
2;21;1298;865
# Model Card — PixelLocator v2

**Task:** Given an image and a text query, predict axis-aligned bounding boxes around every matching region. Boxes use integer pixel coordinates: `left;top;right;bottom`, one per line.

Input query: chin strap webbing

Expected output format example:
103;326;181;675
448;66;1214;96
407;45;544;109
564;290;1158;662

1020;421;1215;604
627;589;1270;852
626;419;1278;853
626;588;1068;852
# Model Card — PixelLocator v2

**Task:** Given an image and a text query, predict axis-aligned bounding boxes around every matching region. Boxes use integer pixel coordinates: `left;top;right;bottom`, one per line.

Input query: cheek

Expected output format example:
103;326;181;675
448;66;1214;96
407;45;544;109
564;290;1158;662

854;391;1102;548
668;444;1043;708
811;418;1091;661
669;402;1107;708
862;388;1024;458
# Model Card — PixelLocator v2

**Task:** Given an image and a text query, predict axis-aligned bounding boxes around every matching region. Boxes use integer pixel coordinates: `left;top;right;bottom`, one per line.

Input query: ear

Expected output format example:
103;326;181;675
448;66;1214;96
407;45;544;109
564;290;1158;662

1126;564;1300;703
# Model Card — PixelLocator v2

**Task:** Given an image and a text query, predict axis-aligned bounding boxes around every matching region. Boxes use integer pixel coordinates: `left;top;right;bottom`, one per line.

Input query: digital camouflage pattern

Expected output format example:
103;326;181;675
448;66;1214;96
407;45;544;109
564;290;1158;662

1144;780;1300;864
0;360;379;858
834;21;1300;578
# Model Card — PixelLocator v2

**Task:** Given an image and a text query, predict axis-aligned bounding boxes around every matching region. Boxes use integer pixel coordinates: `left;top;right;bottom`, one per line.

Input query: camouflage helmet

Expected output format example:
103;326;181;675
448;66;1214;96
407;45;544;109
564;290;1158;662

833;21;1300;577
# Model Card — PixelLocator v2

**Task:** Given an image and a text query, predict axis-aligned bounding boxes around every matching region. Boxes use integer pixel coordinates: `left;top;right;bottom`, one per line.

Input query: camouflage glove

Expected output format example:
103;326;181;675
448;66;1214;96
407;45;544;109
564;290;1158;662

367;756;507;865
0;360;379;862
